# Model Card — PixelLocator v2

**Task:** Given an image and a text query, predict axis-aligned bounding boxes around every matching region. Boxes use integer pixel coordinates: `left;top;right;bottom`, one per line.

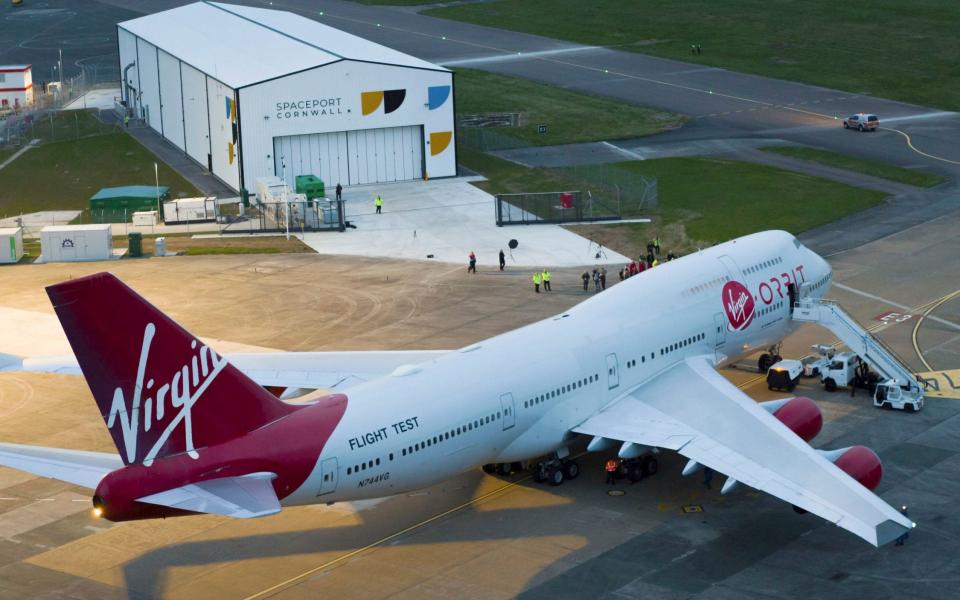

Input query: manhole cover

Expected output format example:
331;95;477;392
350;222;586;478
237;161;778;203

607;490;626;496
681;504;703;513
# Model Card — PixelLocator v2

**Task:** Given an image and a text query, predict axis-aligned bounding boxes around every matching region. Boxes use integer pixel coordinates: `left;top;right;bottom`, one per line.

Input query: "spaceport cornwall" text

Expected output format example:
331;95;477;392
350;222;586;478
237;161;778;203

275;97;343;119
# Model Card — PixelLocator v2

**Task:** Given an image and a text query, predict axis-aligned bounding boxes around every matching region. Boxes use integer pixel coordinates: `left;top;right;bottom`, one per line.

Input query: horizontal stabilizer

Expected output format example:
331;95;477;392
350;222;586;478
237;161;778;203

0;443;122;489
137;472;281;518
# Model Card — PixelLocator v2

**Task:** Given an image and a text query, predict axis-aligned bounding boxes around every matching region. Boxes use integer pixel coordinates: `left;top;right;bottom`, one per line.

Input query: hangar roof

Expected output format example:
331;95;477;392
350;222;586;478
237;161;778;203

118;1;447;89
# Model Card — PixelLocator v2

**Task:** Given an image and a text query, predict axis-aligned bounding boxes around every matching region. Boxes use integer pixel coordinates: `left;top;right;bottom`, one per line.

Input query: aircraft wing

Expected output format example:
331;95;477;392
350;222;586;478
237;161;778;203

0;350;450;390
138;472;281;518
0;442;122;489
573;355;913;546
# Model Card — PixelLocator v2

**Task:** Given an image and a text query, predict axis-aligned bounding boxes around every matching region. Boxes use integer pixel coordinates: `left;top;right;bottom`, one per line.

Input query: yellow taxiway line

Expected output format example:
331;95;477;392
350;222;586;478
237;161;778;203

243;477;533;599
911;289;960;372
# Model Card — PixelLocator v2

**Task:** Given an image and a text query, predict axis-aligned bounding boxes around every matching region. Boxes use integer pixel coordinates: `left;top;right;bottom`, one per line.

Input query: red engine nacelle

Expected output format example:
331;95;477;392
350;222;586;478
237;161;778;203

822;446;883;490
761;396;823;442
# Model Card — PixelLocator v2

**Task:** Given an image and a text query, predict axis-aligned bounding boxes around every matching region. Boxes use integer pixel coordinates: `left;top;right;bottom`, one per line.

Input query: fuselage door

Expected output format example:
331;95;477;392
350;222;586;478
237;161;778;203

606;353;620;390
317;457;338;496
500;393;516;431
713;313;726;348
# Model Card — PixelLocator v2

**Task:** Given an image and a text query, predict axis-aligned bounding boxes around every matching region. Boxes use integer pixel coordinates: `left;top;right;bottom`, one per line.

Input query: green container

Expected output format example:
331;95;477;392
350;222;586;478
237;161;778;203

295;175;325;200
128;232;143;258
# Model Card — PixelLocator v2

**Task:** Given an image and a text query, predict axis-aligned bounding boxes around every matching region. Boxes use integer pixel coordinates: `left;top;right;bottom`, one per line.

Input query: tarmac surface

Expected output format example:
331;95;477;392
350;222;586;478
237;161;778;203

1;2;959;598
1;210;959;599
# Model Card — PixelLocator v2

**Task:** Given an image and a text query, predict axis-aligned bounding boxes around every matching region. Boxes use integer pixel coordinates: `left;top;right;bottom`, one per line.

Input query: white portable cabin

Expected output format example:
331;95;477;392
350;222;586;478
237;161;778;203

163;197;216;223
0;227;24;264
40;225;113;263
132;211;159;226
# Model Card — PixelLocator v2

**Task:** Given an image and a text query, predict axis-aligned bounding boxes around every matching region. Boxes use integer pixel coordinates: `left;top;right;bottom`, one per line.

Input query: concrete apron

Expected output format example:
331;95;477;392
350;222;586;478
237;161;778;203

300;178;630;268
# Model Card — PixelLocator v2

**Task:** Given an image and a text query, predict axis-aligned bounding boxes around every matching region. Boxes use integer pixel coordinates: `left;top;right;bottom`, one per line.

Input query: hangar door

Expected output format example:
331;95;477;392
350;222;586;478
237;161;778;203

273;125;423;188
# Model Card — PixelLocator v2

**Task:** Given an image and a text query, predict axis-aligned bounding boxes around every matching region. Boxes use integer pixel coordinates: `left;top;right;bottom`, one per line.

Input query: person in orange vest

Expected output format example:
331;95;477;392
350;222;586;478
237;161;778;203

605;457;619;485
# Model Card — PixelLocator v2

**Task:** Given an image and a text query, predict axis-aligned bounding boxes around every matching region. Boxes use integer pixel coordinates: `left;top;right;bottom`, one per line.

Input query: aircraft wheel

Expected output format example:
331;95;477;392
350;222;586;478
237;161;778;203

533;466;546;483
482;464;497;474
547;468;564;486
562;460;580;480
512;461;524;472
497;463;513;476
626;463;643;482
824;378;837;392
772;354;783;364
642;456;659;476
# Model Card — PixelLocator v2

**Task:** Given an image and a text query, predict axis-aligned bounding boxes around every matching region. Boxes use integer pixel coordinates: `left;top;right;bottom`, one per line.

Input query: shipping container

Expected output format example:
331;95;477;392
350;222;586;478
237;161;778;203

162;197;216;224
40;225;113;263
0;227;24;264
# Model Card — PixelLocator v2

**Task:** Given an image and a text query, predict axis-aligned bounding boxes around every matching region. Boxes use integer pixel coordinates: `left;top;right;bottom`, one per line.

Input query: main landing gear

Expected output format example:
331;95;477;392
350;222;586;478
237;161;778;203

532;456;580;486
482;462;523;476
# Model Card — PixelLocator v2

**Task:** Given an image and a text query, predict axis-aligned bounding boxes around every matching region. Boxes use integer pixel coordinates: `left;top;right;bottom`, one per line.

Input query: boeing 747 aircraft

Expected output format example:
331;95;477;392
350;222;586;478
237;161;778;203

0;230;914;546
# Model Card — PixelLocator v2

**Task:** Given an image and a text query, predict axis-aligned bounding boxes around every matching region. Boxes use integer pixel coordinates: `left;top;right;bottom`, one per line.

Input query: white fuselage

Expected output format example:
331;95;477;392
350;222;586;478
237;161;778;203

282;231;833;506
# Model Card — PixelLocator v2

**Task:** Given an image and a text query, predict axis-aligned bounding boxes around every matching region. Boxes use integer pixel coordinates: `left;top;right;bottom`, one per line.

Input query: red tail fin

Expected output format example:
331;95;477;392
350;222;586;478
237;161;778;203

47;273;294;466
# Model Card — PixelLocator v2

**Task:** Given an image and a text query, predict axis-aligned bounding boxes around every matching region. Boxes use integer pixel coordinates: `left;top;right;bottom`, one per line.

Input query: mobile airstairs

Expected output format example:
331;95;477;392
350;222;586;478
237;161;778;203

792;298;924;411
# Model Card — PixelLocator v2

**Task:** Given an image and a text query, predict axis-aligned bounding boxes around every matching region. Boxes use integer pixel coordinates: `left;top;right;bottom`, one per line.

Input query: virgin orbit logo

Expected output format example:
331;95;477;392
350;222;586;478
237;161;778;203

722;281;755;331
107;323;226;466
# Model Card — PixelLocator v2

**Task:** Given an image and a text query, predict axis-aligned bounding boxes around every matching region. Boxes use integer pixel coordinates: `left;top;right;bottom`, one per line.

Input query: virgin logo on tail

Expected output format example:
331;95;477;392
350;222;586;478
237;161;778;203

107;323;227;466
722;281;755;331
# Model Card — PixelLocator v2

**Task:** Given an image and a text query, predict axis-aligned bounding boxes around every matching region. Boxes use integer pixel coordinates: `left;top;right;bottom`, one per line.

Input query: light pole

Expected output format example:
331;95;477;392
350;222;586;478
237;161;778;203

154;162;161;216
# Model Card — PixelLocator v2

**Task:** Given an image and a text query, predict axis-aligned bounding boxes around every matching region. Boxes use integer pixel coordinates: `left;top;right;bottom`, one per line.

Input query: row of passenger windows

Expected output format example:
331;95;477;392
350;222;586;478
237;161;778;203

811;275;829;290
346;411;503;476
746;256;782;274
758;301;784;317
661;332;706;356
525;374;600;409
683;275;731;297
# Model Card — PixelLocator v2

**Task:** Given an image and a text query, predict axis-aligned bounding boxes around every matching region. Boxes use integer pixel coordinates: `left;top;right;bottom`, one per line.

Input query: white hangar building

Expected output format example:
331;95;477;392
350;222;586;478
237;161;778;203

117;1;456;194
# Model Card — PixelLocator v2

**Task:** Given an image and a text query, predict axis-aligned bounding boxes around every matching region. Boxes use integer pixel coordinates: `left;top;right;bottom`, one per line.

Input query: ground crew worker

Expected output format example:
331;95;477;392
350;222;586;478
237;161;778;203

123;114;130;128
468;251;477;274
533;271;542;293
542;269;551;291
600;267;607;290
499;249;506;271
652;258;659;268
895;506;910;545
654;235;661;255
605;458;619;485
581;271;590;291
375;195;383;214
336;183;343;201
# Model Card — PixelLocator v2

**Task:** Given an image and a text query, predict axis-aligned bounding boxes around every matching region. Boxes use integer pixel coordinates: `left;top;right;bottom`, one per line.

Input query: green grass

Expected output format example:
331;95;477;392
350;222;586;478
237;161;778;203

762;146;945;188
455;69;684;146
181;246;290;256
348;0;432;4
0;133;200;218
9;110;120;145
620;157;885;243
461;150;886;254
428;0;960;110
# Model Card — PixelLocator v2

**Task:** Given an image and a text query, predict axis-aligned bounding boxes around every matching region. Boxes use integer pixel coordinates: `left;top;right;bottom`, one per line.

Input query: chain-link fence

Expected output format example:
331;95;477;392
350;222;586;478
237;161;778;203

457;125;657;222
219;199;344;234
496;191;623;225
